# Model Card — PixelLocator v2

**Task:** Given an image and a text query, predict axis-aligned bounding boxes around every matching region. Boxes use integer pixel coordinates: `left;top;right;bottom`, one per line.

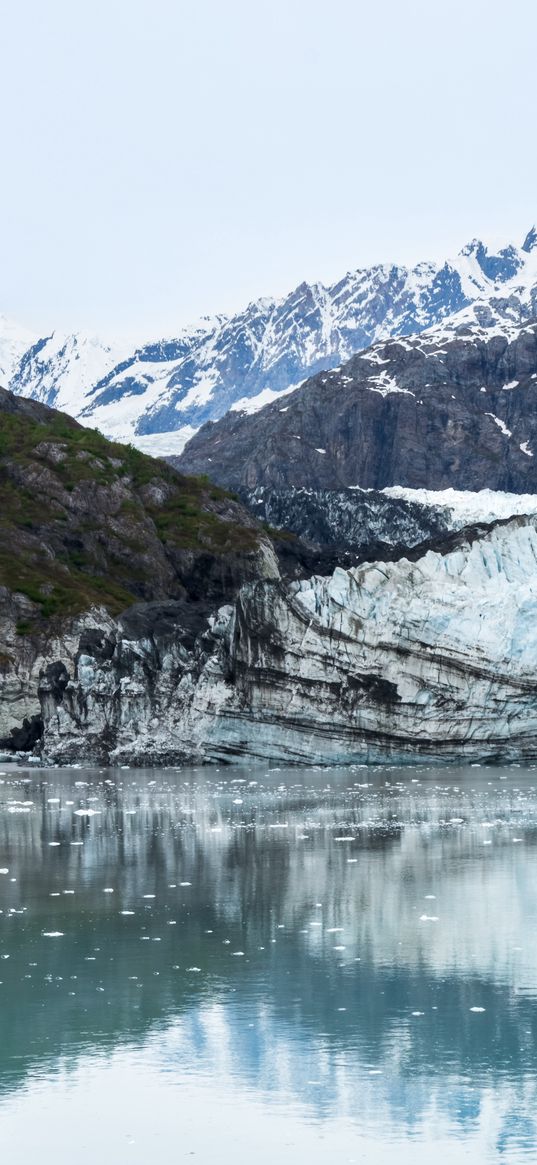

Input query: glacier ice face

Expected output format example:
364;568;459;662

37;515;537;767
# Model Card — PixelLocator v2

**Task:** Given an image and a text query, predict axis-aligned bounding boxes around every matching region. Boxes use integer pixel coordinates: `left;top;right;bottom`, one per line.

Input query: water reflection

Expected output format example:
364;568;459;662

1;763;537;1162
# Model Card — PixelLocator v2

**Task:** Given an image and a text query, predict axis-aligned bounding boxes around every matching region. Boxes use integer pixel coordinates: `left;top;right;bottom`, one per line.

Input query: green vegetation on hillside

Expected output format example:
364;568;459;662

0;408;259;629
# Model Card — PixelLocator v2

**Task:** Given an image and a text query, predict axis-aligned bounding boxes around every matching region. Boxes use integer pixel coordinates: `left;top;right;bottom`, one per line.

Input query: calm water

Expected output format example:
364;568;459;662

1;762;537;1162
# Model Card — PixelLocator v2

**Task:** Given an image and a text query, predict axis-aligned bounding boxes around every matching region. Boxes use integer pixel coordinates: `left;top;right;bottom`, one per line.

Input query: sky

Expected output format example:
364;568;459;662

1;0;536;339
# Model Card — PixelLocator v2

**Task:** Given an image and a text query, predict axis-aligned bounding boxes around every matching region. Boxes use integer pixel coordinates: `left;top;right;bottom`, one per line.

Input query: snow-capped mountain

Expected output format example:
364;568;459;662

9;331;133;421
3;226;537;452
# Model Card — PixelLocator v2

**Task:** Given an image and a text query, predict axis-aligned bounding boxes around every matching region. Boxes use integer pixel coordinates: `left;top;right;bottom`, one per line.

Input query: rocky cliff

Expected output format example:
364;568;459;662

38;515;537;766
176;318;537;493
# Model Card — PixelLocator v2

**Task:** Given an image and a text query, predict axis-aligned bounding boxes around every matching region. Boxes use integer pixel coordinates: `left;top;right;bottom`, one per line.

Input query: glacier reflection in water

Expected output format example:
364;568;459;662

1;762;537;1162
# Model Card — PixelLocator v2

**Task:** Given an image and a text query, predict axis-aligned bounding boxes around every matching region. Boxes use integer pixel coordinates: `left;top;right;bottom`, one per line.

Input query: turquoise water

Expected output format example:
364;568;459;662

1;762;536;1162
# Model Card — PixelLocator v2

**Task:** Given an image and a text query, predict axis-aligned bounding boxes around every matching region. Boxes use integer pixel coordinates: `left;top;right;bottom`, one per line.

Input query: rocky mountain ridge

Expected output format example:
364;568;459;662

177;318;537;493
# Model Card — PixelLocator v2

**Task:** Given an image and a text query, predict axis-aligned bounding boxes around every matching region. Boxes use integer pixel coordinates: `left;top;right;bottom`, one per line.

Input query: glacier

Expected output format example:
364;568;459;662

37;515;537;766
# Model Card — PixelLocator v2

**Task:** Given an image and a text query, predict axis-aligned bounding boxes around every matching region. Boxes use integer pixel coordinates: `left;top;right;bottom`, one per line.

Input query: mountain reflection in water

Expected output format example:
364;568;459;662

1;763;536;1163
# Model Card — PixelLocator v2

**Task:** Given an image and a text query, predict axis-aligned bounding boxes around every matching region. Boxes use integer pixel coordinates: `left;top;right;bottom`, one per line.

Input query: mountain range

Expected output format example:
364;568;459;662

2;226;537;456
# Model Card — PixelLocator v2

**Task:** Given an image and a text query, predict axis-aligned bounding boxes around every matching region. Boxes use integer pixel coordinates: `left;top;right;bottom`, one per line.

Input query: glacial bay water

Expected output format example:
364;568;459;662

1;762;537;1163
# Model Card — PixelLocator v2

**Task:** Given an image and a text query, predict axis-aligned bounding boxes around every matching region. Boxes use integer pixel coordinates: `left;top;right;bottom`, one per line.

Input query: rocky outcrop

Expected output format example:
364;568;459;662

176;319;537;493
38;515;537;766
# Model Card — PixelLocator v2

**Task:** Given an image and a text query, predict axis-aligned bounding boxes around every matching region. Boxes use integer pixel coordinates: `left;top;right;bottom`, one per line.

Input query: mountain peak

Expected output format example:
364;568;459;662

460;237;484;259
522;226;537;253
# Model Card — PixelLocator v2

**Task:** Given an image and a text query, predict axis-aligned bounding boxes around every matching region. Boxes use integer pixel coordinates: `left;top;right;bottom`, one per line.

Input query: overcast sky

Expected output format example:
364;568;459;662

1;0;536;338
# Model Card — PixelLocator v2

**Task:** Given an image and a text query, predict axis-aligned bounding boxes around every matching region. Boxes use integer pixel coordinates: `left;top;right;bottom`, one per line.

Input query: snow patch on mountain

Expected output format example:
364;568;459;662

230;383;299;414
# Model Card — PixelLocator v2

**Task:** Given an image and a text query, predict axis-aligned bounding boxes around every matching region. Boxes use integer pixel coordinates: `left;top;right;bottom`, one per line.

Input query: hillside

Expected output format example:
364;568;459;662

0;385;277;637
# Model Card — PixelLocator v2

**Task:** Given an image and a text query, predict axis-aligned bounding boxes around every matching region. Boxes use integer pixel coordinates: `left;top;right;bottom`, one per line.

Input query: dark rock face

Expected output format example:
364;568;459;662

0;713;43;752
176;321;537;493
244;486;453;553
